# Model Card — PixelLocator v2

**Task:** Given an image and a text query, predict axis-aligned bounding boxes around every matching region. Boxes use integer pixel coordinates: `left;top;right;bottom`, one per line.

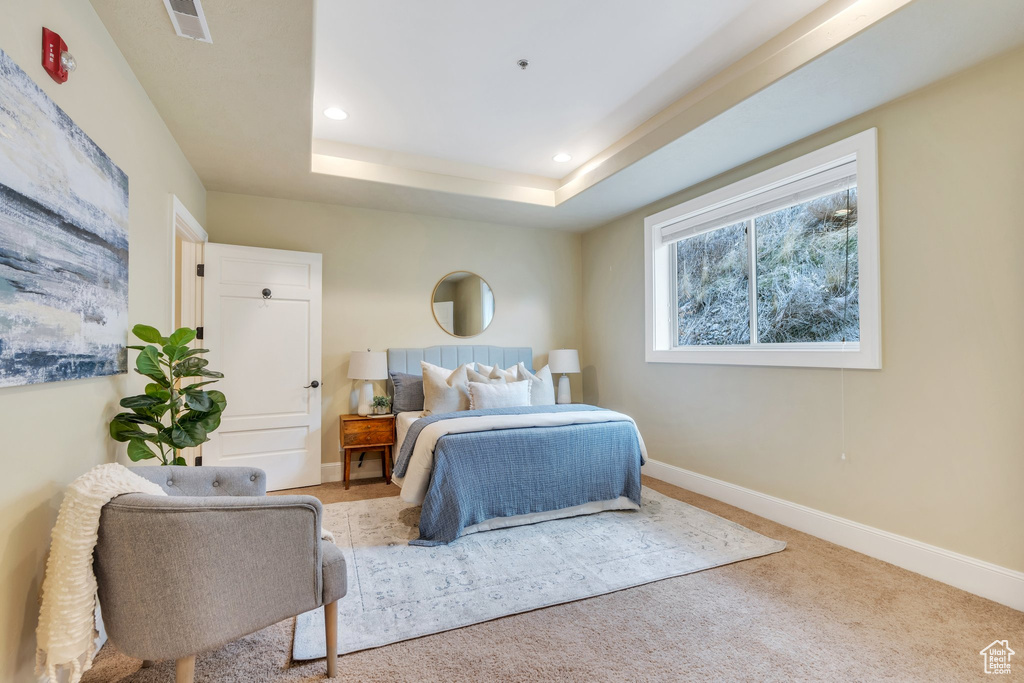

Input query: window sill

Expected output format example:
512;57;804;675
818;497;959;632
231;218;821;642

646;343;879;369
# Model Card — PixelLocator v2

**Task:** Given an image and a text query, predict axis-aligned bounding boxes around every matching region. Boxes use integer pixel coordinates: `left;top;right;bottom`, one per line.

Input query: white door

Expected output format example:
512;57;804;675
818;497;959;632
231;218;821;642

433;301;454;335
201;243;323;490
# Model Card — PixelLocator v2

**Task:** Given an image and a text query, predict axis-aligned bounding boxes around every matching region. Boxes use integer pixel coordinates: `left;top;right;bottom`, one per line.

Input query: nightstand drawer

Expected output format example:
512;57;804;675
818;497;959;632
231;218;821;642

342;417;394;447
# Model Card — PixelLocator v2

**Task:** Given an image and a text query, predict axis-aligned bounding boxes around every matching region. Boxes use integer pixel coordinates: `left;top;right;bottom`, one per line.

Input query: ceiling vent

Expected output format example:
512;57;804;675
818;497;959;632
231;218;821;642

162;0;212;43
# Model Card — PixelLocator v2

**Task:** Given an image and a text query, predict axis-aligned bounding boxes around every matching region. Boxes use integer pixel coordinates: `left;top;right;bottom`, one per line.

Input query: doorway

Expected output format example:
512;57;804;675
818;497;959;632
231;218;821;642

170;195;208;465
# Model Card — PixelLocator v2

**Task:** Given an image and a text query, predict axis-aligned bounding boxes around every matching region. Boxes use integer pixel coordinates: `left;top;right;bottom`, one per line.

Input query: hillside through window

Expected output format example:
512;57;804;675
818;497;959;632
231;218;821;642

675;187;859;346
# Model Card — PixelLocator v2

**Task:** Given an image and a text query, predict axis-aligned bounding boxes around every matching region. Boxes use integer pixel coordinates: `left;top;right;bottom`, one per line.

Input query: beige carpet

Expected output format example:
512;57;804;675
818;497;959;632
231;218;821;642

294;487;785;657
82;477;1024;682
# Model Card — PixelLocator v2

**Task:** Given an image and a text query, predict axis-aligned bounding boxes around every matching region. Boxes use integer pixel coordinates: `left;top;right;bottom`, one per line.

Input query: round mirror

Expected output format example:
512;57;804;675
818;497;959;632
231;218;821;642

431;271;495;338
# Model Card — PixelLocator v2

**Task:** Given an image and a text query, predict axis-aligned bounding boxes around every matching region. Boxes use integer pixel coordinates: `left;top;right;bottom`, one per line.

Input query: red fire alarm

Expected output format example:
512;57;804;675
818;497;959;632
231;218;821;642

42;27;76;84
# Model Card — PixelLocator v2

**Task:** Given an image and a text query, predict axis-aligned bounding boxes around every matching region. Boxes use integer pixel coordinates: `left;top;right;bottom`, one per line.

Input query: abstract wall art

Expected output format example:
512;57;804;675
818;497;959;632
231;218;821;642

0;49;129;388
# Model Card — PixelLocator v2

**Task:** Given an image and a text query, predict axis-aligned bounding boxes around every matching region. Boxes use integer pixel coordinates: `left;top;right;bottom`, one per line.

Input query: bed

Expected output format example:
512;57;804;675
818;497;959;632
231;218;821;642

387;345;647;545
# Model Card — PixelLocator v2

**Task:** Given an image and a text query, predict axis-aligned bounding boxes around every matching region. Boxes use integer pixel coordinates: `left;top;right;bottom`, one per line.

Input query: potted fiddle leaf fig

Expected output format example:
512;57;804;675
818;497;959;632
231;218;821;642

109;324;227;465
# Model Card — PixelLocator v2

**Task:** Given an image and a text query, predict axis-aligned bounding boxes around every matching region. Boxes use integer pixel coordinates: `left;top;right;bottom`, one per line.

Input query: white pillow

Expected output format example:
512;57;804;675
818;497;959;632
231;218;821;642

468;380;532;410
474;362;518;382
420;361;473;414
516;363;556;406
467;367;504;384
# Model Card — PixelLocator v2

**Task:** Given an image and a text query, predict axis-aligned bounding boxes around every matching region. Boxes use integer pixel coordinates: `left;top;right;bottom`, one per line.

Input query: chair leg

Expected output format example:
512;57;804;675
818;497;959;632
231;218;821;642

324;600;338;678
175;655;196;683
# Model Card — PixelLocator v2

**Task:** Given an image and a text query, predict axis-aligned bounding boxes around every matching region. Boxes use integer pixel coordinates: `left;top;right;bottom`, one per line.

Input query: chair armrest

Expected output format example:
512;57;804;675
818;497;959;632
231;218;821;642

95;493;323;660
129;465;267;497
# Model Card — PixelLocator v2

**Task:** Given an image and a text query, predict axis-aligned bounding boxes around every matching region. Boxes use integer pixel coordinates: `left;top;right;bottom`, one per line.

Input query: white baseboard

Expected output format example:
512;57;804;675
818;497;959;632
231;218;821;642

642;458;1024;612
322;457;384;483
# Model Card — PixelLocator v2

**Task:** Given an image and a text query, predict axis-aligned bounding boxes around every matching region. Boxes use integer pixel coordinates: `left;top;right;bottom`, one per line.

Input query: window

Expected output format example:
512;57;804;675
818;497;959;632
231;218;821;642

645;129;880;368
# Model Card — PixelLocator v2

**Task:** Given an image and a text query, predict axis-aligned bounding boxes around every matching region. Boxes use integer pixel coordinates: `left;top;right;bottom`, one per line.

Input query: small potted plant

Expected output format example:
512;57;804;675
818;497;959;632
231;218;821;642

371;395;391;415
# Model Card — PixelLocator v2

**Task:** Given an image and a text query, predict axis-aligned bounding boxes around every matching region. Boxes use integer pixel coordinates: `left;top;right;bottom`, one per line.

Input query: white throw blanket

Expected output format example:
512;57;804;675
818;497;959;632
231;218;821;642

36;463;167;683
395;410;649;505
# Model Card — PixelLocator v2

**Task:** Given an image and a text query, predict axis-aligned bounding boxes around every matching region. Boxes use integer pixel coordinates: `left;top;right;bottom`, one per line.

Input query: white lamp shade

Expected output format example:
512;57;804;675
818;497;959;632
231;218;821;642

548;349;580;374
348;351;388;380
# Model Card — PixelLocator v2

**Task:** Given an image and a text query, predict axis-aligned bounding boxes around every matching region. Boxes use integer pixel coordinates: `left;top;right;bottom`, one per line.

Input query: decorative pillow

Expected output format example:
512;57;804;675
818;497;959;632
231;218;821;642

516;363;556;406
420;361;473;415
467;367;505;384
468;380;532;410
389;372;424;413
475;362;518;382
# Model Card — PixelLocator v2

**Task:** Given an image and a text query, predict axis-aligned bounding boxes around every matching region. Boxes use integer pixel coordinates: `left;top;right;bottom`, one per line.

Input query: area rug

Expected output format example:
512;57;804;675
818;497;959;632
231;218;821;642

292;486;785;659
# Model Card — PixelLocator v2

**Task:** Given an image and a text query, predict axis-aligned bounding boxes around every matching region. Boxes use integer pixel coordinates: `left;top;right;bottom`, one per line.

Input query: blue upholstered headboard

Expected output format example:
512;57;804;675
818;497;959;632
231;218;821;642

387;345;533;376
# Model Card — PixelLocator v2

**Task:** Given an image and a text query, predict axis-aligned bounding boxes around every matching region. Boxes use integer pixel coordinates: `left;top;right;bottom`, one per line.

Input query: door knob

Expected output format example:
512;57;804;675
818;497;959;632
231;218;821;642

305;380;320;389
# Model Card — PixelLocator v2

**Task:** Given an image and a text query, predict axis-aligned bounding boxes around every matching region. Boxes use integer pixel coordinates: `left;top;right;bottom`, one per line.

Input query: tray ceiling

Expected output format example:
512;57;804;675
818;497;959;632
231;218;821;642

90;0;1024;230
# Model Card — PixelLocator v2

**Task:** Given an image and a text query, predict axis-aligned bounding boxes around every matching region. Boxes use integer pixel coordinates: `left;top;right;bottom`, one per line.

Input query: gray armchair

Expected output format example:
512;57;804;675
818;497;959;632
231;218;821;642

94;466;345;682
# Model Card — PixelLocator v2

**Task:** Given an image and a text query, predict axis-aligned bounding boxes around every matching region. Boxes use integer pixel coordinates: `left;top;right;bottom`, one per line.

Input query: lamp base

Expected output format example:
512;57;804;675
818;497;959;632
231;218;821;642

556;374;572;404
357;381;374;416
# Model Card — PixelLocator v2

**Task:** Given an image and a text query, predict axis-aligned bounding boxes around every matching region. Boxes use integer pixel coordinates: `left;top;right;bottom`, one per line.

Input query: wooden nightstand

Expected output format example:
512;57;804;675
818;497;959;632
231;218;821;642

339;414;395;489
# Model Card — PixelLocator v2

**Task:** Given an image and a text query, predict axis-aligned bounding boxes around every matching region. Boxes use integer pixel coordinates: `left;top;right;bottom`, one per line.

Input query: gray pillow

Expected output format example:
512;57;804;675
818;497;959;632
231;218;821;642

390;372;424;413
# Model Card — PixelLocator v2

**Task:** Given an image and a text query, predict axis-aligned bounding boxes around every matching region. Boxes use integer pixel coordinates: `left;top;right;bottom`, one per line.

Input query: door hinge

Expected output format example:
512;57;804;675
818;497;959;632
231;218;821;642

194;455;203;466
196;263;205;277
196;326;204;340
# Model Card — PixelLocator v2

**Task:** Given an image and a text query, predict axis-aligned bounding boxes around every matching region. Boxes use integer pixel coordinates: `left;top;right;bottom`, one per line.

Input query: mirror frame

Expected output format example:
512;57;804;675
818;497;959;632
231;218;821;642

430;270;495;339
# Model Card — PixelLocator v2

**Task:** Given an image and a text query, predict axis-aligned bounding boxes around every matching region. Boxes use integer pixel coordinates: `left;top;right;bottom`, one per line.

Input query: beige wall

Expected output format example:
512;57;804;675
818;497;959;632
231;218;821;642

205;192;583;465
582;47;1024;572
0;2;206;680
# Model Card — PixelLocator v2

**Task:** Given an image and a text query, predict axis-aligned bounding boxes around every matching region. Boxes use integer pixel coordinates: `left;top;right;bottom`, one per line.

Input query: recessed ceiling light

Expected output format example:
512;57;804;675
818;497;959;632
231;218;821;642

323;107;348;121
552;153;572;163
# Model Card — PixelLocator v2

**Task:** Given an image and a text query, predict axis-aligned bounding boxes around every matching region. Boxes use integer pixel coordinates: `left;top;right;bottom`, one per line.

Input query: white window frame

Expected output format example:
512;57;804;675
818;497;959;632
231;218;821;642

644;129;881;369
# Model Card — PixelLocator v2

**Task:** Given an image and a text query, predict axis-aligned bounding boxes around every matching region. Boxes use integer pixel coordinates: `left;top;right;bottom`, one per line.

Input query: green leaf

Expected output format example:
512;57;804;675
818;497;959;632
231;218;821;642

169;422;207;449
126;345;147;351
135;346;165;381
112;412;161;427
110;419;137;442
145;383;171;401
206;390;227;412
172;356;208;378
162;344;186;362
183;380;219;390
184;390;212;412
171;456;187;466
154;403;171;416
110;425;154;442
127;439;156;462
178;348;210;359
132;324;166;344
182;392;225;433
198;411;222;432
168;327;197;347
120;395;163;409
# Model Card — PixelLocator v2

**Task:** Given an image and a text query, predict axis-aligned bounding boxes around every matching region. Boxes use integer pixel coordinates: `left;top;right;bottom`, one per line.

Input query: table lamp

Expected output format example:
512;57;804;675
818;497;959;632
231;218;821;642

548;349;580;404
348;350;388;416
